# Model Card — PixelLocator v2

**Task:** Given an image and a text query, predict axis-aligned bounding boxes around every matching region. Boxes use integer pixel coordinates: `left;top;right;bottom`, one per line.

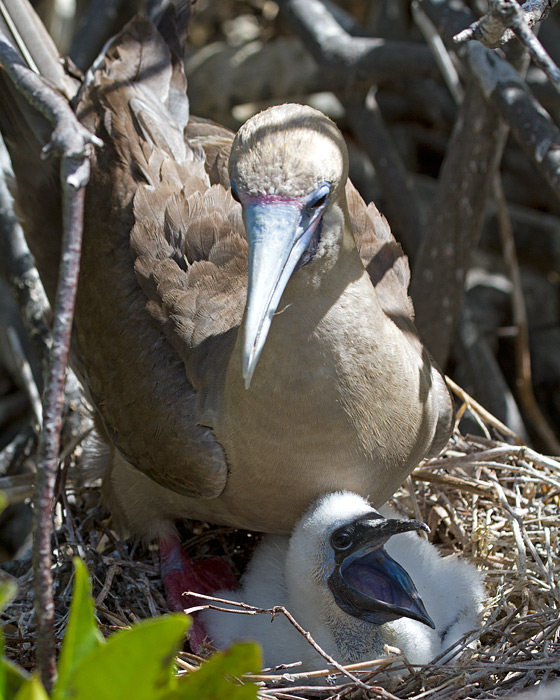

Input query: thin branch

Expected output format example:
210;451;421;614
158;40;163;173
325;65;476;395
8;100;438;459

445;376;526;444
412;0;464;103
0;428;34;477
184;591;373;692
31;159;88;692
0;135;52;366
0;36;100;693
494;174;560;454
6;325;42;426
455;0;560;93
454;0;559;49
344;89;425;255
0;41;101;161
420;0;560;201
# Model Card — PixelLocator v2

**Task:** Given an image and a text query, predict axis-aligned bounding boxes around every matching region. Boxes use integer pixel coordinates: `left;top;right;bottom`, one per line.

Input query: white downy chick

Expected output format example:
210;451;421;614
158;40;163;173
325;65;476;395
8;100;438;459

201;492;484;671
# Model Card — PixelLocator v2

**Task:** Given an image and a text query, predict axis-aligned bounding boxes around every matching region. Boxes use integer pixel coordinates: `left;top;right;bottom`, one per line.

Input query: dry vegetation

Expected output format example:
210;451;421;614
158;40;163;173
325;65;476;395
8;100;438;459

1;388;559;699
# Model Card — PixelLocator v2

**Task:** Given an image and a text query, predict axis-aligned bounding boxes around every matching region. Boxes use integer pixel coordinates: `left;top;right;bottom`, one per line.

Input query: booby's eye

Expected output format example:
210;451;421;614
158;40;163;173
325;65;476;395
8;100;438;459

331;528;353;551
230;183;240;203
308;182;331;210
310;193;328;209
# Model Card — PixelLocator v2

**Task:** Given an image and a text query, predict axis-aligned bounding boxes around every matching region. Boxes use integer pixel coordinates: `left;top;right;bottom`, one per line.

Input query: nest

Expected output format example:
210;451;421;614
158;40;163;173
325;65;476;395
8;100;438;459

1;386;559;700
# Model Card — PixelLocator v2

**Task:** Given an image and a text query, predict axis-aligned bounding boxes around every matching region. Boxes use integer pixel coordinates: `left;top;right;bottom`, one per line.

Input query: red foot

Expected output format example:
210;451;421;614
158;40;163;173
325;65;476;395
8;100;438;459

158;535;238;651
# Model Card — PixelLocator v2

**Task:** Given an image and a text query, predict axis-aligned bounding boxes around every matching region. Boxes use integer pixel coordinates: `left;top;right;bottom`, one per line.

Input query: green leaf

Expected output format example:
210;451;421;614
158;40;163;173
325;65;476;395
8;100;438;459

14;675;50;700
61;614;189;700
175;643;261;700
1;657;31;699
53;558;104;698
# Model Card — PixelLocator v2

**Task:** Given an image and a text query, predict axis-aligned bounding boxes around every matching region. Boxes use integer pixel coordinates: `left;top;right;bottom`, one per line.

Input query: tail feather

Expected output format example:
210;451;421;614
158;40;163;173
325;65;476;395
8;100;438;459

149;0;195;61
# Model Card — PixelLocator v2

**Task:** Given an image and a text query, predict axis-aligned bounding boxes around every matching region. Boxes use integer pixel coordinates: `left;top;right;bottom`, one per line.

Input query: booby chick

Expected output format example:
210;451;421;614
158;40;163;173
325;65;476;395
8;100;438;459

201;492;484;671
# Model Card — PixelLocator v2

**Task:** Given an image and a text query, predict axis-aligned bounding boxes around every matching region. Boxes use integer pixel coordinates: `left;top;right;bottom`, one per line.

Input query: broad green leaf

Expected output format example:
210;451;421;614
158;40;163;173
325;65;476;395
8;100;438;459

61;614;189;700
1;657;31;699
14;675;49;700
53;558;103;699
175;643;261;700
0;491;7;513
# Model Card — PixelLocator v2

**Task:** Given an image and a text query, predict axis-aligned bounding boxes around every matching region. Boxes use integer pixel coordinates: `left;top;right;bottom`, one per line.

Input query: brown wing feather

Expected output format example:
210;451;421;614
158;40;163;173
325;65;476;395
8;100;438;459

70;18;250;499
346;182;417;337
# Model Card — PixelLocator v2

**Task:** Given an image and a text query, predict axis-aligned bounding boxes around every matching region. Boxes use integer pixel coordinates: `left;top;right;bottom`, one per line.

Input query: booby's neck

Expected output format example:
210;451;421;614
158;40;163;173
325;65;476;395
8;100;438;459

213;195;431;526
284;529;387;666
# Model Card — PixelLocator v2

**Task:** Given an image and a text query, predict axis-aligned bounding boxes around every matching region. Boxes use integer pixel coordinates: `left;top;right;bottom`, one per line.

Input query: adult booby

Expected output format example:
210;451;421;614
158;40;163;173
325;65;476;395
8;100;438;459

202;492;484;671
0;0;453;633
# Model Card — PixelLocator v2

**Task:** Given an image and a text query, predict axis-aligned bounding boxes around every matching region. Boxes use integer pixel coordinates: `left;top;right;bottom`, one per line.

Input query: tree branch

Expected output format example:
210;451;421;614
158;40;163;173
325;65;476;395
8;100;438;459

278;0;427;252
420;0;560;201
410;74;509;366
0;37;100;692
454;0;559;49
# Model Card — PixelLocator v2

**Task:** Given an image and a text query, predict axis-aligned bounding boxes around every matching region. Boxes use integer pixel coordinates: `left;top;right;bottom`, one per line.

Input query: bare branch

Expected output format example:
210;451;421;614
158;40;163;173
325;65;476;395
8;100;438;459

6;326;42;426
445;376;526;444
184;591;375;692
456;0;560;93
0;35;100;692
0;135;52;365
344;90;425;255
467;42;560;198
420;0;560;201
0;40;102;163
31;160;87;692
276;0;438;87
410;75;509;366
494;174;560;454
412;0;464;103
454;0;559;49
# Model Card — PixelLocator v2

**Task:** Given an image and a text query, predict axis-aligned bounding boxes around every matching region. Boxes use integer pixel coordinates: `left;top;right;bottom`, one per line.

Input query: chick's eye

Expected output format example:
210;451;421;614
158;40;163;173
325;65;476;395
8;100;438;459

310;193;328;210
331;529;353;550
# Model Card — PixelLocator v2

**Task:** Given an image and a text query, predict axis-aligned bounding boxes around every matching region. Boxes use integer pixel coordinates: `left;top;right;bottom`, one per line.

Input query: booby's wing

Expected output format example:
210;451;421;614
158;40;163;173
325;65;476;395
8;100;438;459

347;182;415;333
70;17;251;498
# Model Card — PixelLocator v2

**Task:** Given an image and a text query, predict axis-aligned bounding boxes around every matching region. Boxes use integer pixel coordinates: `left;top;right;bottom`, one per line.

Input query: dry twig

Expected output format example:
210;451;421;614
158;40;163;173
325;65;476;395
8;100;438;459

0;36;101;692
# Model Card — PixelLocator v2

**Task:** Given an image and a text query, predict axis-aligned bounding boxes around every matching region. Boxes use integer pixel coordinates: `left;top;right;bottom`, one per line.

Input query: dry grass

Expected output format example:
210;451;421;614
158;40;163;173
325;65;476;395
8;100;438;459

1;385;559;699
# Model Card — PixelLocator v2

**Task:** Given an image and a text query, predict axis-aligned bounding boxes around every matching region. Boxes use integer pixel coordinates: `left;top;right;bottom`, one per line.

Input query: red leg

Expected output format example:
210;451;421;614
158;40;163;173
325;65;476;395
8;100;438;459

158;534;238;651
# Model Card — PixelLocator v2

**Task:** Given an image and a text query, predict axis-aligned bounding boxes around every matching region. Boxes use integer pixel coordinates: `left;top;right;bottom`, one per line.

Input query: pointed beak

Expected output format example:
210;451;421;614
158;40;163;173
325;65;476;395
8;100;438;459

241;197;319;388
328;515;435;629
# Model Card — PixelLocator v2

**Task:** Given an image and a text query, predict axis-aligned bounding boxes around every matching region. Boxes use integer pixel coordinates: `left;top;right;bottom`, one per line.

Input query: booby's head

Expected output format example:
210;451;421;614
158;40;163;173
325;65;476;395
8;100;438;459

286;492;435;630
229;104;349;388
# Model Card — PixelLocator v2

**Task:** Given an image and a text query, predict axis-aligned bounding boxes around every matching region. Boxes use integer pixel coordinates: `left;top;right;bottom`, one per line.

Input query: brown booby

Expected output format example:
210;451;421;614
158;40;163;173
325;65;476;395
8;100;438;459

201;492;484;671
0;0;453;634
